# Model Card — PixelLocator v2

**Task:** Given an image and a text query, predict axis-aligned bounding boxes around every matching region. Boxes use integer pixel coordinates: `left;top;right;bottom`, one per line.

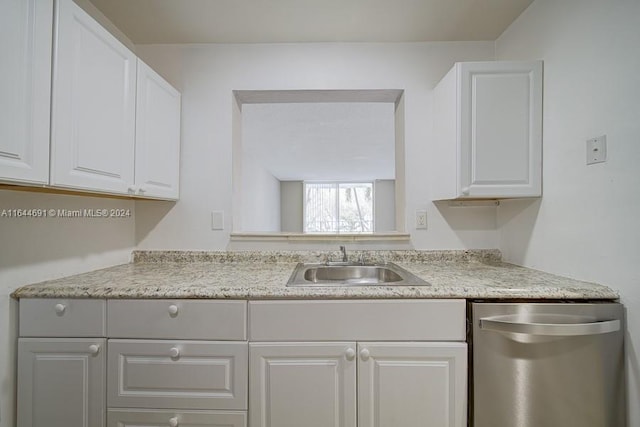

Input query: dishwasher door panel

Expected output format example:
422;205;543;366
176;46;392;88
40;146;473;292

472;303;625;427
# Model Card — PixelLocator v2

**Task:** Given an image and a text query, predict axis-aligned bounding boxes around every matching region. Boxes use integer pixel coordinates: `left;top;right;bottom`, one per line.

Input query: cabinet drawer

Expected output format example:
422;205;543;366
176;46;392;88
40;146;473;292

107;299;247;340
19;299;106;337
107;409;246;427
249;299;466;341
108;340;248;410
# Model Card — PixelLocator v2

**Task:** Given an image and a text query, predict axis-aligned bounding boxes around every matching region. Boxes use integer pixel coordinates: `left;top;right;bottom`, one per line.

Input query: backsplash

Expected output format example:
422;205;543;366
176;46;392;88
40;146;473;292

132;249;502;264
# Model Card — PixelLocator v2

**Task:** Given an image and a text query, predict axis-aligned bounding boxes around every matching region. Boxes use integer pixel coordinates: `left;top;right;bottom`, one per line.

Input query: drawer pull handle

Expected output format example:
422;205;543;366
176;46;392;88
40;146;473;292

345;348;356;361
169;347;180;358
360;348;370;361
168;304;179;316
169;416;179;427
54;303;66;315
88;344;100;355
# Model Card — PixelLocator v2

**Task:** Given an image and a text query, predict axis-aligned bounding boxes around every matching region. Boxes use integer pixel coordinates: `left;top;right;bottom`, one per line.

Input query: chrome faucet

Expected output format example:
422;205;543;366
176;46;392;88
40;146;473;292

339;245;348;262
358;253;366;265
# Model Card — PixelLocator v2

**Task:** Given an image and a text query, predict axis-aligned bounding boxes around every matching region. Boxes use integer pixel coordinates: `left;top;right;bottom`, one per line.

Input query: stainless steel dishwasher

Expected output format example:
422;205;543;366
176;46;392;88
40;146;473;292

472;302;625;427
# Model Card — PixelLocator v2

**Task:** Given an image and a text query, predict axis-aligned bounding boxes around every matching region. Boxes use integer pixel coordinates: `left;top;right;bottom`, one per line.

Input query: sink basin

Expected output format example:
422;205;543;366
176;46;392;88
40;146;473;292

287;262;430;286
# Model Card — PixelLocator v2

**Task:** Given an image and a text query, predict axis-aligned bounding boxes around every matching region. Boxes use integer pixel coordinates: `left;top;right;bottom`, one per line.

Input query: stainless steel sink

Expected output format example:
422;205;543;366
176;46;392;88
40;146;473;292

287;262;430;286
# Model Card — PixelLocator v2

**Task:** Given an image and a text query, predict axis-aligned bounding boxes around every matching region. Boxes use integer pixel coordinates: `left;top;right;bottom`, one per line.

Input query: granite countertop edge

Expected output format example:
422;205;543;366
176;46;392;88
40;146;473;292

11;249;620;301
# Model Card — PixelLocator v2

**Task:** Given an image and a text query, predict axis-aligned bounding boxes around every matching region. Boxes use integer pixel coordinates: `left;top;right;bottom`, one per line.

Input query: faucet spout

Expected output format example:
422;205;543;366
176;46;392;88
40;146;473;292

339;245;348;262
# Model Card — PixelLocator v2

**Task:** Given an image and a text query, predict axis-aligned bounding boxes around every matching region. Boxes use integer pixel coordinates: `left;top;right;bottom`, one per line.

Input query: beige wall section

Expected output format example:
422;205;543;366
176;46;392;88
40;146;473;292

72;0;135;52
375;180;396;232
281;181;303;232
495;0;640;424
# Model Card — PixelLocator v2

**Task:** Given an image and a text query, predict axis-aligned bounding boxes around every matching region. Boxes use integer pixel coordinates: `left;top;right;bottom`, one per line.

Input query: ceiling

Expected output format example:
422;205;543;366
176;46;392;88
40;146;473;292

87;0;534;44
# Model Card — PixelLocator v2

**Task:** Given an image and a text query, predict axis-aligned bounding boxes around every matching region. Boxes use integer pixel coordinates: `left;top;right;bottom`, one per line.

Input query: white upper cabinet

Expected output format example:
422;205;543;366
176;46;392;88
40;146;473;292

431;61;542;200
134;59;181;200
0;0;53;184
50;0;136;194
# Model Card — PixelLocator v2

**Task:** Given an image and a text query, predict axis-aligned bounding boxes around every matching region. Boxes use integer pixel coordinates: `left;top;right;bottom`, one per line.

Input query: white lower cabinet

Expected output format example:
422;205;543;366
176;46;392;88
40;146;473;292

357;342;467;427
107;409;246;427
18;299;466;427
249;342;357;427
249;342;466;427
105;301;249;426
248;300;468;427
17;338;106;427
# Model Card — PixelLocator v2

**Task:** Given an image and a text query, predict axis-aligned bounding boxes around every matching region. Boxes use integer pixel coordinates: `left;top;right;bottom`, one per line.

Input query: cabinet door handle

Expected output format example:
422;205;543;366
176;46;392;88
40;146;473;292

345;348;356;361
54;303;66;315
127;186;137;194
168;304;179;316
88;344;100;355
169;347;180;358
138;186;146;194
169;416;179;427
360;348;370;361
461;187;470;196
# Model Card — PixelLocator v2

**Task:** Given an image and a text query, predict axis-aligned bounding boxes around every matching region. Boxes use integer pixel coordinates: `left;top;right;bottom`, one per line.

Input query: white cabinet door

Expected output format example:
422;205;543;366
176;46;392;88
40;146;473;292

249;342;357;427
358;342;467;427
432;60;542;200
134;59;181;200
17;338;106;427
0;0;52;184
107;409;246;427
50;0;136;194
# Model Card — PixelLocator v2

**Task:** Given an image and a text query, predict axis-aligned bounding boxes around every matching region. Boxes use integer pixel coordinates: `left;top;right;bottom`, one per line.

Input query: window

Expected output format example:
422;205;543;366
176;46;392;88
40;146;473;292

304;182;373;233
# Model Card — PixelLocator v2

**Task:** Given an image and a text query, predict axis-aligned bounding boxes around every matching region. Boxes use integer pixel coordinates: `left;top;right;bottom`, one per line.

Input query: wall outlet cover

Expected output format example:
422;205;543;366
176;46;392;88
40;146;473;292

415;210;427;230
586;135;607;165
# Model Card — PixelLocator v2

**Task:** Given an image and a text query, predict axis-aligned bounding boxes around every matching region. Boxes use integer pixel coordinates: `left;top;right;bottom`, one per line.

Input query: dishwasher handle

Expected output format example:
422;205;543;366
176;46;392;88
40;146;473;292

479;317;620;336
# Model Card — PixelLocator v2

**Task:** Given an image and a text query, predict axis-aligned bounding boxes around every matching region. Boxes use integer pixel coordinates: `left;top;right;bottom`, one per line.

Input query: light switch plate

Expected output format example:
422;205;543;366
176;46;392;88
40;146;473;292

211;211;224;230
586;135;607;165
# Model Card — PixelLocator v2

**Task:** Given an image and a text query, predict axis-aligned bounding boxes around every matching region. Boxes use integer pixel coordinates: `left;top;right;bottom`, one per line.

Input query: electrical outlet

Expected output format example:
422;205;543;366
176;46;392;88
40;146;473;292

415;210;427;230
586;135;607;165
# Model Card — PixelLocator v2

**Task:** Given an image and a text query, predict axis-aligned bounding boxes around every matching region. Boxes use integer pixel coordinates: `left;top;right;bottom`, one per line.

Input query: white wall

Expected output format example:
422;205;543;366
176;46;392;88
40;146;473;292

0;190;135;426
239;153;281;232
375;179;396;232
135;41;499;250
495;0;640;424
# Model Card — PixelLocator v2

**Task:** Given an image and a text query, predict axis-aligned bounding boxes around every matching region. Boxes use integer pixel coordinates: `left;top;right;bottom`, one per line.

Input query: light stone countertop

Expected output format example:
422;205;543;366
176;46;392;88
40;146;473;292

11;250;619;300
